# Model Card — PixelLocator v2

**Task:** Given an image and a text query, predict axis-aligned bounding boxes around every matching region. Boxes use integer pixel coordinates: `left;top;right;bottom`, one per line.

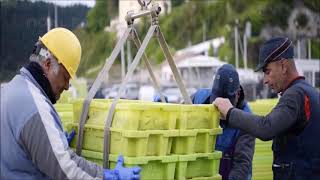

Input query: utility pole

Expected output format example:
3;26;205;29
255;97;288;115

243;34;247;69
243;21;251;69
297;39;301;59
234;19;239;69
308;39;311;59
202;21;206;42
54;4;58;27
47;16;51;32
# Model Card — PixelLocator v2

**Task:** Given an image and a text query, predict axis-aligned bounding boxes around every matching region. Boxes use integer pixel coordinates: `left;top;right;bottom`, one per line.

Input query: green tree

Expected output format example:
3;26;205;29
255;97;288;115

0;0;89;82
311;39;320;59
86;0;118;32
172;0;185;7
304;0;320;12
86;1;108;32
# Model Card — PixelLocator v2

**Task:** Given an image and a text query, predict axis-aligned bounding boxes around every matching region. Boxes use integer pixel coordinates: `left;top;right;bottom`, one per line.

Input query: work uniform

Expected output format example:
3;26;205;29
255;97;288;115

192;88;255;180
226;77;320;180
1;63;104;179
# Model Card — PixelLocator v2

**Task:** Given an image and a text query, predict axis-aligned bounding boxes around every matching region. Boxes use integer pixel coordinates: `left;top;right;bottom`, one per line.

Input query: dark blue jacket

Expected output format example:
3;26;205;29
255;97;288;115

227;77;320;180
192;88;255;180
272;78;320;180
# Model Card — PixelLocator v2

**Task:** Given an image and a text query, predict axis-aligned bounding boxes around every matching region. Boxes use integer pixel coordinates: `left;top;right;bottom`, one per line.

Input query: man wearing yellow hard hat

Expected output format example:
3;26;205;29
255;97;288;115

1;28;141;180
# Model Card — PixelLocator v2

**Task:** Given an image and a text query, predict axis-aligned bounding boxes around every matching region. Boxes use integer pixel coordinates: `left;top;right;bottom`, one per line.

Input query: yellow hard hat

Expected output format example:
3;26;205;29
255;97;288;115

40;27;81;79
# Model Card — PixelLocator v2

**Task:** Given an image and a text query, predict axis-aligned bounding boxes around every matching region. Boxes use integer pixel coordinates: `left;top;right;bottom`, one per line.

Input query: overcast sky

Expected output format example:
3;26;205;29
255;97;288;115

31;0;96;7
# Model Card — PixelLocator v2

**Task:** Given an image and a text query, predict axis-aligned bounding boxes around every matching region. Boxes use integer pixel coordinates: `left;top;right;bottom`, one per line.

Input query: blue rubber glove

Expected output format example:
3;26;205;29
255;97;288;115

114;155;141;180
64;129;76;146
104;169;118;180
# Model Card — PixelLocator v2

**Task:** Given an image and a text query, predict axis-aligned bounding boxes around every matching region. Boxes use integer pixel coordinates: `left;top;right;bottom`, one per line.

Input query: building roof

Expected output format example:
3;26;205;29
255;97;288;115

175;37;225;56
295;59;320;73
176;55;226;68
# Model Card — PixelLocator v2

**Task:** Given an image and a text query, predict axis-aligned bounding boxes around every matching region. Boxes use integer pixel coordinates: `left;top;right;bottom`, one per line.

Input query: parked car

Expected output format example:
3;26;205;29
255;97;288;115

124;83;140;100
139;85;155;101
106;83;139;100
162;87;181;103
162;87;197;103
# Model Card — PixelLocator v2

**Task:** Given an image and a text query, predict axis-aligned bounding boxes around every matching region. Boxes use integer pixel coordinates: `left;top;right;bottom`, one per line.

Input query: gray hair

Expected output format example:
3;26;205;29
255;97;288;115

29;42;60;75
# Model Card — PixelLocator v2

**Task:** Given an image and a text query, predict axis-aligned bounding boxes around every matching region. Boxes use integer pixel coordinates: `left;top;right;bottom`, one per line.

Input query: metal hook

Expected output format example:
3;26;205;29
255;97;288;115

137;0;152;9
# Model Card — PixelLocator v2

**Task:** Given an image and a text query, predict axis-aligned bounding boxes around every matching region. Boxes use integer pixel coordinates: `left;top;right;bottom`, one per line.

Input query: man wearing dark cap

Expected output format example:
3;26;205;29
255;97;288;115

192;64;255;180
214;37;320;180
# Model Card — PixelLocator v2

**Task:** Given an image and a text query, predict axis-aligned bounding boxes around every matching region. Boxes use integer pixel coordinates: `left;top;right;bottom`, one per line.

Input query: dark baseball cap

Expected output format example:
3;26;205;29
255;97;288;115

210;64;240;103
255;37;294;72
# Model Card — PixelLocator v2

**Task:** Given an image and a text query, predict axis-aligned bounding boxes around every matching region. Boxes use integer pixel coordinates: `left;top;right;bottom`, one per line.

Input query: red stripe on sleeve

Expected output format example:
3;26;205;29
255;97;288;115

304;95;311;121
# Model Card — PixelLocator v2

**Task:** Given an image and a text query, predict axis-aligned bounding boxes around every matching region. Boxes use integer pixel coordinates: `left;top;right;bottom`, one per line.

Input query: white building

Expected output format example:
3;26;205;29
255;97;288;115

295;59;320;88
161;36;259;88
106;0;172;38
161;54;259;88
161;54;216;87
175;37;225;57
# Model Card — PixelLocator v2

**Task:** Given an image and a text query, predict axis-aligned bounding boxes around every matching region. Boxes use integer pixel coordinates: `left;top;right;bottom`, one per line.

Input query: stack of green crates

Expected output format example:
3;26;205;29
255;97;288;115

252;140;273;180
249;98;278;116
249;98;278;180
68;99;223;180
54;103;74;132
57;90;73;104
55;88;75;132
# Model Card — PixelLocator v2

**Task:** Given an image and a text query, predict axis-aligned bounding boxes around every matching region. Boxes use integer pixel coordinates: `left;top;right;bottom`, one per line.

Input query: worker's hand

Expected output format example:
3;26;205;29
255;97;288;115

64;129;76;146
114;155;141;180
104;169;118;180
213;97;233;120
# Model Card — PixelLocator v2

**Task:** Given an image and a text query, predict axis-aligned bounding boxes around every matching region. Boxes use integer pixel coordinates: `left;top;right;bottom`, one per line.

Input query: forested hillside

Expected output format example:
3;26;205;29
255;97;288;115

76;0;320;79
1;0;319;81
0;0;89;81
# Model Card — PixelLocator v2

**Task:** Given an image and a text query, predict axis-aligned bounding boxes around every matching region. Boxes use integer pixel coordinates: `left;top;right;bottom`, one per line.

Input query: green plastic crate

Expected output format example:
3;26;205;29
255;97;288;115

252;156;272;172
113;104;179;130
58;111;73;122
177;104;219;130
57;91;73;103
248;99;278;116
175;152;222;180
81;150;178;180
252;172;273;180
73;99;115;125
56;111;74;132
73;99;175;124
249;101;274;180
73;99;220;131
55;103;73;112
70;123;179;156
54;103;74;132
73;99;122;123
252;139;273;180
172;128;222;154
254;144;272;152
63;122;73;132
73;100;180;130
190;174;221;180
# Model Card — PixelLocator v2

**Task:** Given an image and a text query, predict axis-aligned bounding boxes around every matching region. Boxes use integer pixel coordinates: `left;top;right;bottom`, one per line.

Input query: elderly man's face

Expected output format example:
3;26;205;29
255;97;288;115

43;59;70;101
262;60;286;93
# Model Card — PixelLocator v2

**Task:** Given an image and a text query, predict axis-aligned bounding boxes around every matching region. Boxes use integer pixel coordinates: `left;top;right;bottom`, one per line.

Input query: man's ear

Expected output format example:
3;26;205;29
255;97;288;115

42;59;51;74
281;59;289;74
